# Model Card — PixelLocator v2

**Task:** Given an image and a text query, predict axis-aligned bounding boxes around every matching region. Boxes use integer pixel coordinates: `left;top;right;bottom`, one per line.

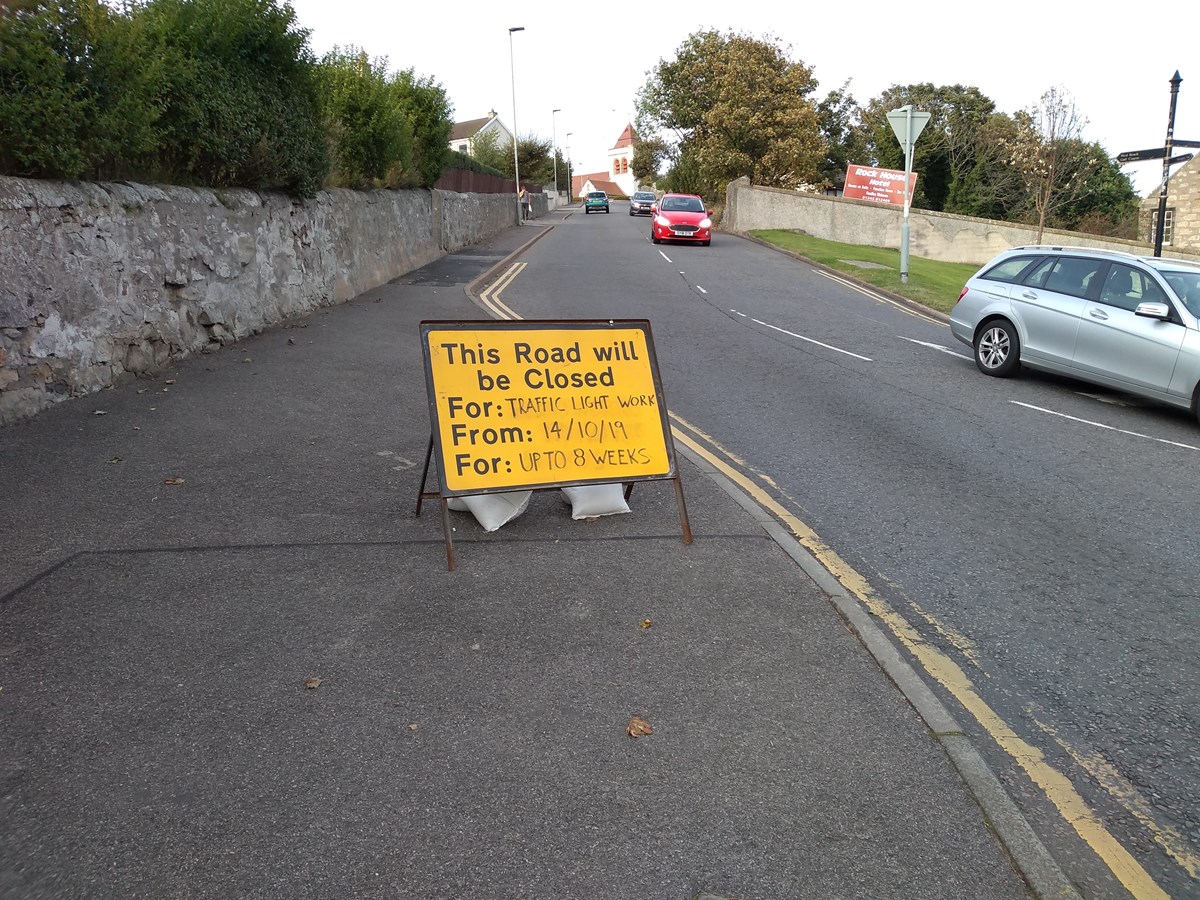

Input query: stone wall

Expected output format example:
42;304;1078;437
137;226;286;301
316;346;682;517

0;176;517;425
724;177;1200;266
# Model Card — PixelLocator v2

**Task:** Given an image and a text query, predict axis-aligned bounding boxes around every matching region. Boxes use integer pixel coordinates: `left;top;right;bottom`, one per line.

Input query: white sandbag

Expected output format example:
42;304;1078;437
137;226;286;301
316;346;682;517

445;491;532;532
561;483;631;520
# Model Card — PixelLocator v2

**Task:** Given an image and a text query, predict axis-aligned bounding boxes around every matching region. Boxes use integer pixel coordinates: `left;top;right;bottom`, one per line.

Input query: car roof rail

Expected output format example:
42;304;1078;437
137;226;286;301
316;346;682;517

1010;244;1142;260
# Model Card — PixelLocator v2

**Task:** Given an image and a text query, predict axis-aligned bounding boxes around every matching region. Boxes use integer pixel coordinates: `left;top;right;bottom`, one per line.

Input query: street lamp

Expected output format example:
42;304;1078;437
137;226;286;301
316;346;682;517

566;132;573;201
552;108;561;202
508;26;524;223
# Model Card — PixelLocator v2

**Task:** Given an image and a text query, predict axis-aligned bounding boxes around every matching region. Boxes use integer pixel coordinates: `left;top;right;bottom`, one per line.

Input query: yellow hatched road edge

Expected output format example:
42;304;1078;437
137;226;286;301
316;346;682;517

667;413;1168;900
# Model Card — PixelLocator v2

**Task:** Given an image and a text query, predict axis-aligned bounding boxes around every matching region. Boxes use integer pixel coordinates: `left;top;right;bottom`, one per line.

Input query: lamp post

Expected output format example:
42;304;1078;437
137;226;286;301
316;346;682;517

508;27;524;224
566;132;573;202
552;108;561;202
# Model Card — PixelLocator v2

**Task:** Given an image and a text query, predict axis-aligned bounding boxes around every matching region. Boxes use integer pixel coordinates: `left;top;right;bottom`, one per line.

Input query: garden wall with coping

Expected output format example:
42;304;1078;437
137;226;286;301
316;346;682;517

0;177;516;425
723;176;1200;267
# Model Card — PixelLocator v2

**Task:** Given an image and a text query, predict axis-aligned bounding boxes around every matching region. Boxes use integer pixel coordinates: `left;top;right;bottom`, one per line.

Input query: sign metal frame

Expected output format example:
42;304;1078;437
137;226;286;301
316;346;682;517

415;318;692;569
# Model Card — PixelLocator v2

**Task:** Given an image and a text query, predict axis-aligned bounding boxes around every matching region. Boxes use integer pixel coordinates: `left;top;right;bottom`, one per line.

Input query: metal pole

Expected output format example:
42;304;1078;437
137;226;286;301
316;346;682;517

1153;71;1182;257
900;106;913;284
566;133;573;201
552;108;561;203
508;27;524;225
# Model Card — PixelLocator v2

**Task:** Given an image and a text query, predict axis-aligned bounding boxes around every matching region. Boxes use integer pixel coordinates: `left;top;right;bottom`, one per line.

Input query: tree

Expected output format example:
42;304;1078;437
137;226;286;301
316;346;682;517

516;134;553;185
469;127;513;177
389;68;452;188
137;0;329;196
631;134;669;187
635;29;824;199
316;47;410;189
858;83;997;211
815;81;868;191
1004;86;1105;242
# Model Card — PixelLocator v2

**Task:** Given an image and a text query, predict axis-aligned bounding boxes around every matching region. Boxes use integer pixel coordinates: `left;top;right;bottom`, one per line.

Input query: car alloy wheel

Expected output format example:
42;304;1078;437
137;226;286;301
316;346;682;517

974;319;1020;377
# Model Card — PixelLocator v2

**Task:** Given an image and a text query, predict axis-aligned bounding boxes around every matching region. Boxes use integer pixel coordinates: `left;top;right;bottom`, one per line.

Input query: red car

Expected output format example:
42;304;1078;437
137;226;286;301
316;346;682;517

650;193;713;246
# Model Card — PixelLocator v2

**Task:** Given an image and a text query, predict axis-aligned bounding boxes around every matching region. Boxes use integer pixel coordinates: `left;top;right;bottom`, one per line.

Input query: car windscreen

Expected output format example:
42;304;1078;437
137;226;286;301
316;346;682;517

662;197;703;212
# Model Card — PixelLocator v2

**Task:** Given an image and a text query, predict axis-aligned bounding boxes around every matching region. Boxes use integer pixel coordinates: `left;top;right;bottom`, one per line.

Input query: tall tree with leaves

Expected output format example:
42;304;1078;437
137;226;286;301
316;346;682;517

1004;86;1106;243
860;83;997;211
815;81;868;191
635;29;824;199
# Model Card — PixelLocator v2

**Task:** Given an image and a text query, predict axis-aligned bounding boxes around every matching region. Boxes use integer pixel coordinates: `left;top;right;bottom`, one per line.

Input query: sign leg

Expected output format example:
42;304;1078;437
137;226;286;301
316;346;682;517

440;497;458;571
673;476;693;545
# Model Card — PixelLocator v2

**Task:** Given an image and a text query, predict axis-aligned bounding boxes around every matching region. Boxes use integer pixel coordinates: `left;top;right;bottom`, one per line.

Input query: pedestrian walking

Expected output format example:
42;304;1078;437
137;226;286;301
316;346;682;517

519;187;530;221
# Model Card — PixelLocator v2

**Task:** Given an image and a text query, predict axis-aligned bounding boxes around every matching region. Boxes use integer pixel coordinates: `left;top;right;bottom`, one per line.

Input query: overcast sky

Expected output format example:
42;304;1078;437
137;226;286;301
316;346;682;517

285;0;1196;199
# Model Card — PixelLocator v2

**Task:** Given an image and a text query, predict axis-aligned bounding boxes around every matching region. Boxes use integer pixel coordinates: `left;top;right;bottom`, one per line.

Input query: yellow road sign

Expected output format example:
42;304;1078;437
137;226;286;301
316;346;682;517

420;320;676;494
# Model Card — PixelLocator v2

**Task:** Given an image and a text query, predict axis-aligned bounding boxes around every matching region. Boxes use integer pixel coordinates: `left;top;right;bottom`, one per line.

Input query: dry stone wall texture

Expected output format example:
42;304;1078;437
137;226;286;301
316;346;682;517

0;177;515;424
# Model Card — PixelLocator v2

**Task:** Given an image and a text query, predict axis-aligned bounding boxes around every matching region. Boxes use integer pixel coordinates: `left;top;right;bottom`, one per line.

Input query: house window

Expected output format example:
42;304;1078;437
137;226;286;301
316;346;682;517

1151;208;1175;246
620;159;628;173
613;160;620;175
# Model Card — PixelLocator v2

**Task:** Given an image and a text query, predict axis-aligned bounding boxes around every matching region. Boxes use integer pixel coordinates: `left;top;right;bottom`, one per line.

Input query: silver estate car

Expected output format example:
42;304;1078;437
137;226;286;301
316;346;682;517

949;246;1200;421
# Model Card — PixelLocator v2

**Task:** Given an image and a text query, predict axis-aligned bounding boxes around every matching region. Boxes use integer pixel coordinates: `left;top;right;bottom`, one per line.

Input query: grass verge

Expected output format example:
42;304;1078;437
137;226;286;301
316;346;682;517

749;230;981;316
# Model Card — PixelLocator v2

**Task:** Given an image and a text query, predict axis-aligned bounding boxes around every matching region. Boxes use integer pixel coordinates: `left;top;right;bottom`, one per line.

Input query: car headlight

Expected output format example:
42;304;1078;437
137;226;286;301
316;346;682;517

699;218;712;228
655;215;670;226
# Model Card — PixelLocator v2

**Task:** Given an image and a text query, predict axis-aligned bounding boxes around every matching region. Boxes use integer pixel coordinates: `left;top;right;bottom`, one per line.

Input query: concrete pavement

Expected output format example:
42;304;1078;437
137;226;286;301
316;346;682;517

1;215;1071;898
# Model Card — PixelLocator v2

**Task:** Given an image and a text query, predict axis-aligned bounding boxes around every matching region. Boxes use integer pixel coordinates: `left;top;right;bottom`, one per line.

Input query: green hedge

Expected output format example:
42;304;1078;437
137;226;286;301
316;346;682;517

0;0;456;197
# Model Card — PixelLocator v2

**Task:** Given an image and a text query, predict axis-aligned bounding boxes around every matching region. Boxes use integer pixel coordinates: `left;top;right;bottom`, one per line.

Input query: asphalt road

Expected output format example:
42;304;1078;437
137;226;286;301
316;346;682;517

497;202;1200;899
0;219;1041;899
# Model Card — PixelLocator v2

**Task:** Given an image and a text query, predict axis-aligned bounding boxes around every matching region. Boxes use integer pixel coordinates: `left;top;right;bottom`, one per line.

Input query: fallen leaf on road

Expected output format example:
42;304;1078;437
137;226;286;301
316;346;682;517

639;619;653;629
305;677;322;689
108;457;123;464
627;715;653;738
164;379;176;385
163;477;185;485
92;410;107;416
137;389;149;394
407;723;418;731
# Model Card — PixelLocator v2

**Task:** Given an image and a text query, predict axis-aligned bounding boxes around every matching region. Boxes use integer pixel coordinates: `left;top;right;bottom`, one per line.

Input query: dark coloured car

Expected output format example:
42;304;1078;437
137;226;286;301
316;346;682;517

629;190;657;216
650;193;712;246
584;191;610;214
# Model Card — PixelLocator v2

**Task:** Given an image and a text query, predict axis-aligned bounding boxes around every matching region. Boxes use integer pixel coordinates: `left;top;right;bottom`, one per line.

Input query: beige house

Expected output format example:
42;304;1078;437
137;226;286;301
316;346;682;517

1139;153;1200;252
448;111;515;157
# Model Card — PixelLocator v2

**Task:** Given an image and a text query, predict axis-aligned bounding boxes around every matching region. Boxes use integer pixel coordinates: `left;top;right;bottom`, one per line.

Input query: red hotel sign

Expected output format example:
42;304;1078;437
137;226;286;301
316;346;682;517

843;164;917;206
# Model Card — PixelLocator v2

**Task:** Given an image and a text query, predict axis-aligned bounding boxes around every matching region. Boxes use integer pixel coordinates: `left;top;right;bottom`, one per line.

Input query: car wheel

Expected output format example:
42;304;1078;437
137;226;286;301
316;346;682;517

974;319;1020;377
651;234;660;244
701;240;710;247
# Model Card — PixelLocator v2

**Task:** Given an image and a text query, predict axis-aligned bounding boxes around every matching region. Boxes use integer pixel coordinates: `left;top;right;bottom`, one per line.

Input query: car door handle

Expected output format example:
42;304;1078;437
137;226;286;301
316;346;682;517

1089;308;1109;321
1021;290;1038;300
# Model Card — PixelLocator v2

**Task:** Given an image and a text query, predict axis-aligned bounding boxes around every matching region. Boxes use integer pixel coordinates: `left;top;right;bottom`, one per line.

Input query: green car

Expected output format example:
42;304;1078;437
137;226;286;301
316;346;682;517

584;191;610;214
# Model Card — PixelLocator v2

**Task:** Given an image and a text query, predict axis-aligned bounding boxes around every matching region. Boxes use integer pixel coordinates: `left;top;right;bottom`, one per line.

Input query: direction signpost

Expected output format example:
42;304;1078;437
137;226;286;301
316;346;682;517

1116;72;1193;257
886;105;931;284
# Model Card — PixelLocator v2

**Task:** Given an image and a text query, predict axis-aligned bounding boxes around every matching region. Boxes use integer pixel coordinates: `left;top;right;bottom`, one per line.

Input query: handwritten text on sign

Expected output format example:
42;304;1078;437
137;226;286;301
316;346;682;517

421;321;674;494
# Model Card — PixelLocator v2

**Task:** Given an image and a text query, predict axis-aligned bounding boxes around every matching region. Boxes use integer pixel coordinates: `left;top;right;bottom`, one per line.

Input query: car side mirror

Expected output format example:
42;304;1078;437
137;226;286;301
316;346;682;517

1135;301;1171;320
650;204;658;214
707;209;714;217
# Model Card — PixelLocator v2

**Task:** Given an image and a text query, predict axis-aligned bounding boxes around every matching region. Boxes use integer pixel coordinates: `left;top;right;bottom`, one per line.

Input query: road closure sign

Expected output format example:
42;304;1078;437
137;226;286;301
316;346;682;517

420;320;677;495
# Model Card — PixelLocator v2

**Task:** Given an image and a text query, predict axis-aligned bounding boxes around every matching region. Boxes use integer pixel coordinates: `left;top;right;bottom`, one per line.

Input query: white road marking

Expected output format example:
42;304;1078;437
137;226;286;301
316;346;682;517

1011;401;1200;451
816;270;944;324
730;309;873;361
697;286;708;294
900;336;972;360
658;250;672;262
